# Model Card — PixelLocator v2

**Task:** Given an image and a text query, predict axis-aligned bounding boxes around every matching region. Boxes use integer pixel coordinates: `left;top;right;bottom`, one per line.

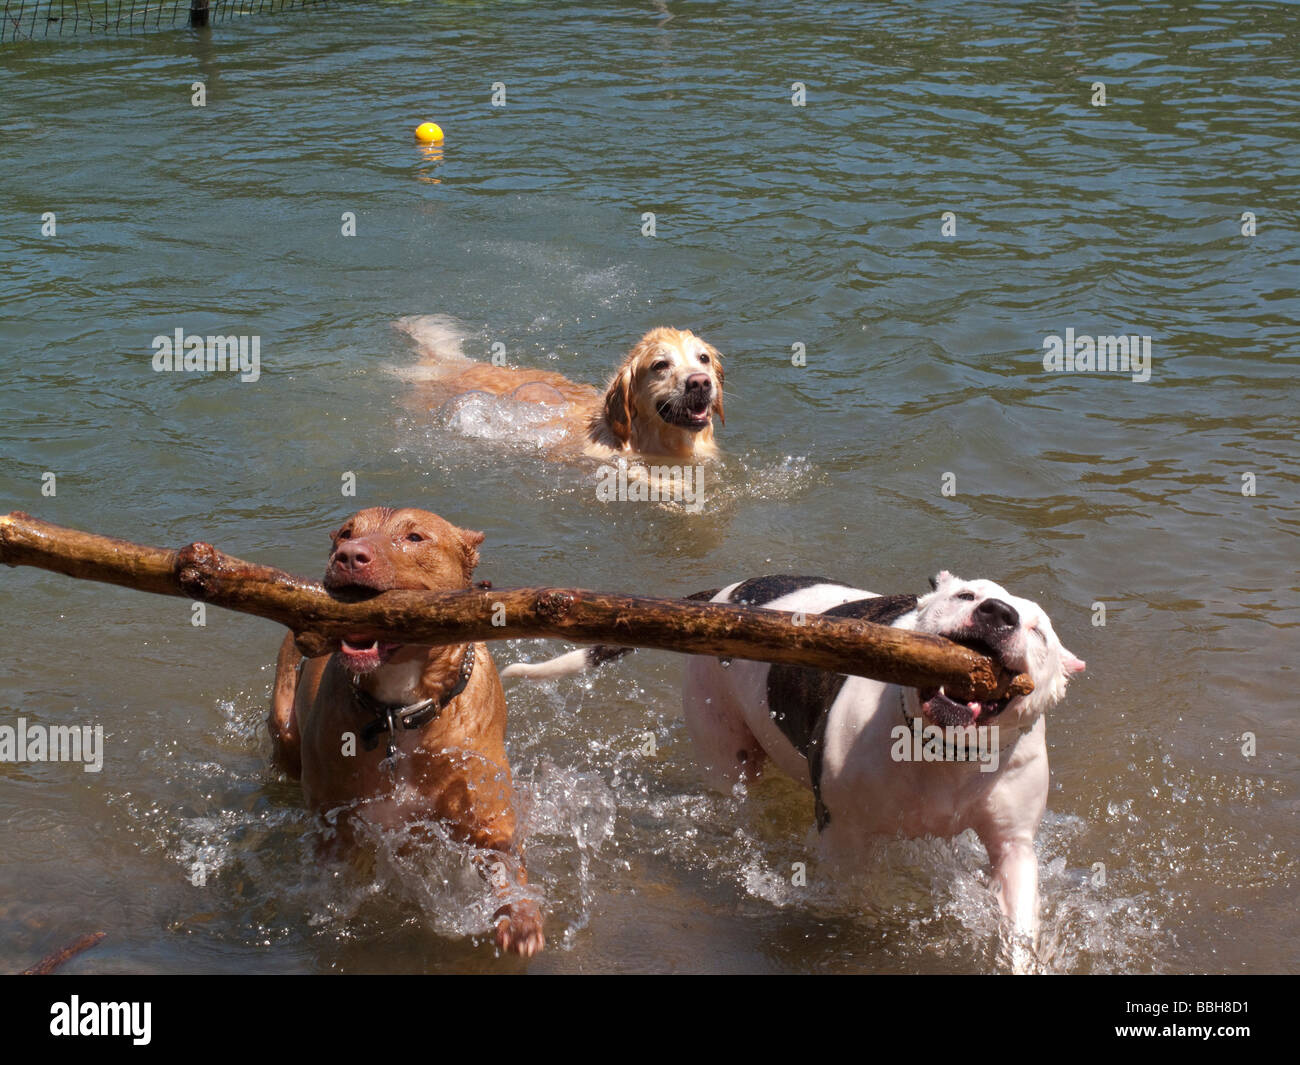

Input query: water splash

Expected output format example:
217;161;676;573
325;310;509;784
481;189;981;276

111;691;618;956
434;390;571;450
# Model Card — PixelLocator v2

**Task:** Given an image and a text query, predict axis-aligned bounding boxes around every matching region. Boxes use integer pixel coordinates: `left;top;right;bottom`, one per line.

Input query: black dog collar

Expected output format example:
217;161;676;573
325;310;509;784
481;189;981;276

352;644;477;767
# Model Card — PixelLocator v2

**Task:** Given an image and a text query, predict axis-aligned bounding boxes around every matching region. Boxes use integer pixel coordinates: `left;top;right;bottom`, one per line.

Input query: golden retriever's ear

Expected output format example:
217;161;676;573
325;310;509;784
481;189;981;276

709;344;724;425
458;528;485;581
603;365;636;445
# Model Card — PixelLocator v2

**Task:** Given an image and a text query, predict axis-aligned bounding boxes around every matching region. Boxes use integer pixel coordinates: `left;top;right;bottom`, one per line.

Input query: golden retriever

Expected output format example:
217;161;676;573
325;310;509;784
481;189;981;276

395;317;725;464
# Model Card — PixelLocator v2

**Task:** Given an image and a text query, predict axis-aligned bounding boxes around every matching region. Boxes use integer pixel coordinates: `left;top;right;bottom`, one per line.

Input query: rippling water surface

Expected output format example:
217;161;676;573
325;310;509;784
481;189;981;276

1;1;1296;973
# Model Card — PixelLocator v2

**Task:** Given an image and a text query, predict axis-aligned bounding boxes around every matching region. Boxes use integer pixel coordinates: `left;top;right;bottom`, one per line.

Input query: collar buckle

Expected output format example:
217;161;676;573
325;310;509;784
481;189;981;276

351;644;477;766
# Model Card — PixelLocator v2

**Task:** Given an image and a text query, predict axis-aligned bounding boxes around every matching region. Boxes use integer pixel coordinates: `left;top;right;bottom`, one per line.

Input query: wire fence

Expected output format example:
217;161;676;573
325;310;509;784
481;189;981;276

2;0;328;43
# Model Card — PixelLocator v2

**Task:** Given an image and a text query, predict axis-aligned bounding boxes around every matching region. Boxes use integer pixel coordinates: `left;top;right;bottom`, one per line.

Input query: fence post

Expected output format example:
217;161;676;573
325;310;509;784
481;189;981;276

189;0;210;27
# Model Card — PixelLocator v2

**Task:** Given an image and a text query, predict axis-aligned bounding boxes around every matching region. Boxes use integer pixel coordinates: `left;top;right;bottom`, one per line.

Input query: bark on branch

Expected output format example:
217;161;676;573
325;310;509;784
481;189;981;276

0;512;1032;701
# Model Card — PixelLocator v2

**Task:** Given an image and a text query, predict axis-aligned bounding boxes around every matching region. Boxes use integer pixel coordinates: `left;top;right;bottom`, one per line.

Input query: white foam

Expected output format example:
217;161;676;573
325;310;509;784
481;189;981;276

435;391;570;449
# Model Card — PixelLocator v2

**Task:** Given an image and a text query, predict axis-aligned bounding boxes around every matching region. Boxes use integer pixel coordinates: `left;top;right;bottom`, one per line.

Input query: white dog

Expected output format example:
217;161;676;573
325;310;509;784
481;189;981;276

504;572;1085;961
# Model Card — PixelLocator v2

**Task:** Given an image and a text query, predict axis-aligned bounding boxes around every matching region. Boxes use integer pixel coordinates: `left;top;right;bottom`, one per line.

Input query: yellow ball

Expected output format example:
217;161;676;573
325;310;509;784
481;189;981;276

414;122;444;144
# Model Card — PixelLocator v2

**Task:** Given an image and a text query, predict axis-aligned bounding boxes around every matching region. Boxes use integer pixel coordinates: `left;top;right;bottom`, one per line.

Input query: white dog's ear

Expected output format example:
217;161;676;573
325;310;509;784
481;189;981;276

1061;649;1086;675
928;570;956;591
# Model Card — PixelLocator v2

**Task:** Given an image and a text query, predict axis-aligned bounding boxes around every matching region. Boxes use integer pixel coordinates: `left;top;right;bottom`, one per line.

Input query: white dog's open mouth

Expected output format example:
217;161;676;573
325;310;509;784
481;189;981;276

917;687;1011;727
339;636;401;675
918;635;1020;727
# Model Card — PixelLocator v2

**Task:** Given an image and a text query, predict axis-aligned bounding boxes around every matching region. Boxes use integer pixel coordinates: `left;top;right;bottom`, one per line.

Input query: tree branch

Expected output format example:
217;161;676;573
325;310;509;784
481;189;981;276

0;512;1031;701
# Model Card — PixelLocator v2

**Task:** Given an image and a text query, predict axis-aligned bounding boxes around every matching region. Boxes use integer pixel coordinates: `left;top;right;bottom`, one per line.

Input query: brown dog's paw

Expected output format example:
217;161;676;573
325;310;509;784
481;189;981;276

494;901;545;958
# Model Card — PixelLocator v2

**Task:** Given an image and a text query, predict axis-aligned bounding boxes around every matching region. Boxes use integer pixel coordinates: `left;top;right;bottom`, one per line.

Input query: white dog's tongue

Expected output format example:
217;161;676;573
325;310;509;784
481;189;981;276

920;688;980;728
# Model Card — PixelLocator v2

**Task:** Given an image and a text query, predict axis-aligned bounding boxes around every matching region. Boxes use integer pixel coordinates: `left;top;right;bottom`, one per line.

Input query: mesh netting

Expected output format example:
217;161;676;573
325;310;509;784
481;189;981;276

2;0;328;42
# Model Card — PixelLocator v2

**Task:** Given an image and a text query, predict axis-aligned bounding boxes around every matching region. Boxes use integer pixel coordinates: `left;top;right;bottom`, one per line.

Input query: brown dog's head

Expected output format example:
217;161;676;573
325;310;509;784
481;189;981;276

322;506;484;674
601;327;724;457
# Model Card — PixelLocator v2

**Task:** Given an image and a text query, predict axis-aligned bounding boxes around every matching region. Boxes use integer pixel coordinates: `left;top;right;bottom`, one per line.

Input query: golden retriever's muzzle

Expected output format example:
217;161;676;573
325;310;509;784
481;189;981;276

656;373;715;431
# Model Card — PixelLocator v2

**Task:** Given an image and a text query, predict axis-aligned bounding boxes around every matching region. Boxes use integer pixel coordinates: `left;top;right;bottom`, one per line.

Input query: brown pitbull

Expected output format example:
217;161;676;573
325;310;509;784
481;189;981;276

269;506;543;957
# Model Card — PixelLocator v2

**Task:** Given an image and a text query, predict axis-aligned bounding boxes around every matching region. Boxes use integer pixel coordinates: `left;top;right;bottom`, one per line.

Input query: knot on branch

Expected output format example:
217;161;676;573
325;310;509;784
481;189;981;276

175;541;222;598
294;631;332;657
948;663;1035;703
957;658;1000;700
533;590;573;621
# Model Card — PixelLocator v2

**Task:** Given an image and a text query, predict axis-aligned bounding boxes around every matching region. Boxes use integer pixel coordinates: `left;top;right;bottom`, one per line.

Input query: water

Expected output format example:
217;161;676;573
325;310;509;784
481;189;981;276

1;1;1296;973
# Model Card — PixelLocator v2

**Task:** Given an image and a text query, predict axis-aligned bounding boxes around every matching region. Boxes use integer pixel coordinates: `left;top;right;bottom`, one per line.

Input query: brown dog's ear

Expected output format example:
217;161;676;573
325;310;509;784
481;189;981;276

602;365;636;445
710;345;725;425
458;528;485;581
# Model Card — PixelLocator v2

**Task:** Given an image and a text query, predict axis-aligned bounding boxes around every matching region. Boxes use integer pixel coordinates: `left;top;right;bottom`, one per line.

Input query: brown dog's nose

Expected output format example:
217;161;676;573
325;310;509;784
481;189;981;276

332;540;374;572
684;373;712;394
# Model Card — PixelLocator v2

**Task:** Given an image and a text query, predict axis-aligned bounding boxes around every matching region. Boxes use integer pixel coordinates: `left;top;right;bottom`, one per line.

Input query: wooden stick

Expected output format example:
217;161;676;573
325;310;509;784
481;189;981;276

21;931;106;975
0;512;1031;701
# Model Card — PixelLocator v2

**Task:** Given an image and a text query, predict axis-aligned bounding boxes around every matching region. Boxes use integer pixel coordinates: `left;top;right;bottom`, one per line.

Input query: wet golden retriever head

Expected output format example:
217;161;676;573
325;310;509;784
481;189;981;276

599;327;724;457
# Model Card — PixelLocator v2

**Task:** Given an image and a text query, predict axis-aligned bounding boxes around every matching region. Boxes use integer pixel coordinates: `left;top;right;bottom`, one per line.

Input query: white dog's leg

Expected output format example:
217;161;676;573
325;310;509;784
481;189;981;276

984;835;1040;973
682;657;765;788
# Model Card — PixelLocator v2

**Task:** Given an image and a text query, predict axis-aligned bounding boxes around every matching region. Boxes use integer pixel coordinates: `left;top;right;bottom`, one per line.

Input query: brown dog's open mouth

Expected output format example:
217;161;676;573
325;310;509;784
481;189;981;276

323;576;387;600
339;636;401;674
917;636;1020;727
656;393;712;430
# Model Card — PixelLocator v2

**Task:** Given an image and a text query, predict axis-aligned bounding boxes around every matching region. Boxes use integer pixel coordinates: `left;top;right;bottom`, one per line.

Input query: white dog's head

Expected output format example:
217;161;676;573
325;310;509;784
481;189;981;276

901;571;1085;728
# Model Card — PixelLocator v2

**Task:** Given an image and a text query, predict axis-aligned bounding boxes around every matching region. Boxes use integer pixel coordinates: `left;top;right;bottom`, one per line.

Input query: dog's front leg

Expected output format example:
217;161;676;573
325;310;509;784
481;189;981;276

471;846;545;959
446;765;545;958
269;632;303;778
414;747;545;957
983;834;1039;973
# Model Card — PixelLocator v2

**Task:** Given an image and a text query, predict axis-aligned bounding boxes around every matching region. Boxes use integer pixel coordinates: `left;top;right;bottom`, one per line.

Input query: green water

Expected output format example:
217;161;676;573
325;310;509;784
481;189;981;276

0;1;1296;972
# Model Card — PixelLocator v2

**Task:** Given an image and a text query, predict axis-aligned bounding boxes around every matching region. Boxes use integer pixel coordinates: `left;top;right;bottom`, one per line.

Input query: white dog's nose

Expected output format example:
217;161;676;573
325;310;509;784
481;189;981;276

976;598;1019;630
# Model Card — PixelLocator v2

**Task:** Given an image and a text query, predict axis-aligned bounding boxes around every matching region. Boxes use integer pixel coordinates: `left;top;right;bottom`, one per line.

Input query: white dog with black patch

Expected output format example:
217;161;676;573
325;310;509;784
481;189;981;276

503;571;1085;962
